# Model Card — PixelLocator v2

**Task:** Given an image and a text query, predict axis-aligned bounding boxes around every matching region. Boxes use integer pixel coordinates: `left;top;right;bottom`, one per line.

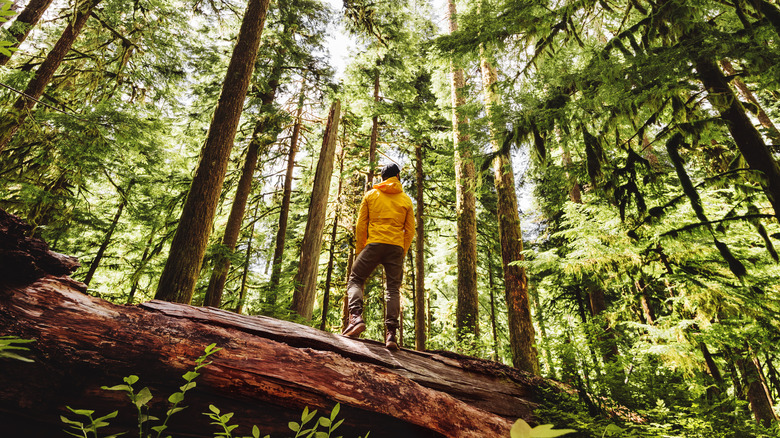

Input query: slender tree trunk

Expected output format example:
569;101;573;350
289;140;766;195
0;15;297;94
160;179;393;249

414;141;426;351
290;100;341;319
486;245;499;362
320;145;346;330
154;0;271;304
0;0;102;153
342;248;354;331
269;79;306;298
235;203;258;315
367;67;380;187
695;56;780;223
719;60;780;143
479;48;539;374
203;60;282;308
447;0;479;344
765;353;780;401
83;189;130;286
700;342;726;401
0;0;56;66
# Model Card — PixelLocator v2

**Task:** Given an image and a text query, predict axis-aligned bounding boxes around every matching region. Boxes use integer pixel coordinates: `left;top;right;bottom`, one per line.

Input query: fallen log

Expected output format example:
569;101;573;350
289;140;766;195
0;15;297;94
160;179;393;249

0;210;561;438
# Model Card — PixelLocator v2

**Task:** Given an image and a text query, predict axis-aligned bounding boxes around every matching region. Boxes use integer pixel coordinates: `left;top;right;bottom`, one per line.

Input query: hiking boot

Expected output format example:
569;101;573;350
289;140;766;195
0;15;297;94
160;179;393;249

385;325;398;350
342;312;366;338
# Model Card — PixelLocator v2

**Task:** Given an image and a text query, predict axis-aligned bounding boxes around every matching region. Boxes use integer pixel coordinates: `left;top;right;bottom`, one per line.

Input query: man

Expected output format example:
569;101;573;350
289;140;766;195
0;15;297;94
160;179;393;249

342;163;415;350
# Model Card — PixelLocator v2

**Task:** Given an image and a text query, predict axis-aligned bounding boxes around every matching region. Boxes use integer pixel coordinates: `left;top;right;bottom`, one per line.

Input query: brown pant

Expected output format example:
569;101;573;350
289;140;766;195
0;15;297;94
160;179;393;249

347;243;404;328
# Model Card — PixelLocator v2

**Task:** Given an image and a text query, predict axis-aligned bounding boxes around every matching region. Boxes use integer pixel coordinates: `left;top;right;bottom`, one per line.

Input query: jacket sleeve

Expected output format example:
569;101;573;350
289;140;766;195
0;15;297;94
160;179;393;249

355;195;370;254
403;200;415;255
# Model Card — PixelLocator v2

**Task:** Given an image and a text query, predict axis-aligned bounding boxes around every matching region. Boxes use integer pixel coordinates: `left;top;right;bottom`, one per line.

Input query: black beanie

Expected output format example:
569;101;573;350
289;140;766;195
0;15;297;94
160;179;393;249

381;163;400;180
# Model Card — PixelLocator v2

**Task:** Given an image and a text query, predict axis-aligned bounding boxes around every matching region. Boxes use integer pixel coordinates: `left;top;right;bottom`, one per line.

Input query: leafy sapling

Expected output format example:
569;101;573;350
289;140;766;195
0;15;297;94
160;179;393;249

62;343;222;438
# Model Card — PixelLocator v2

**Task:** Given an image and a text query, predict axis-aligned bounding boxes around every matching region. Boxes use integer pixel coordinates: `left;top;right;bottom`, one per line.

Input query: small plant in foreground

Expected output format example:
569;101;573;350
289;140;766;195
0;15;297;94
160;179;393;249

0;336;35;362
61;343;221;438
204;402;369;438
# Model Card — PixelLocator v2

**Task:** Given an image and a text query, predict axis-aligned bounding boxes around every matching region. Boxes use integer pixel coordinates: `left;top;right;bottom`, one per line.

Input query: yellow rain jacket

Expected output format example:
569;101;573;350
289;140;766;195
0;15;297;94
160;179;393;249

355;176;415;255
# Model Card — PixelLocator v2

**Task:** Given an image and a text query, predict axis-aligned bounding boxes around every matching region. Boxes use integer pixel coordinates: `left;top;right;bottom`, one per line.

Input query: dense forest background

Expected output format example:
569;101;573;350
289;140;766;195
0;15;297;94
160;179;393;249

2;0;780;436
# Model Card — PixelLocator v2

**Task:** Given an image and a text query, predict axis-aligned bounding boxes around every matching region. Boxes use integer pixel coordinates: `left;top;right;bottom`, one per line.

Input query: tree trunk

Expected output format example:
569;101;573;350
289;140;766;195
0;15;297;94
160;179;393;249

203;60;282;308
737;350;779;427
719;59;780;144
479;49;539;375
695;56;780;223
0;0;102;153
268;79;306;299
290;100;341;319
235;203;258;314
367;67;380;187
0;0;56;66
154;0;271;304
320;146;346;331
83;189;130;286
447;0;479;344
414;141;427;351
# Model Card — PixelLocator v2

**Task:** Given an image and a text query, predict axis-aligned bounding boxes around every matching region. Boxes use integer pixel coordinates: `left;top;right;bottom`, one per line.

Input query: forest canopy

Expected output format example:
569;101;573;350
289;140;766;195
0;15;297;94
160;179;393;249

1;0;780;436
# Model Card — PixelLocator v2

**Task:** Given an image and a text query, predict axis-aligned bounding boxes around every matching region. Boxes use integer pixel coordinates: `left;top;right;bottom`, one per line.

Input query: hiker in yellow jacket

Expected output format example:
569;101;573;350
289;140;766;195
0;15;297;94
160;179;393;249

342;163;414;350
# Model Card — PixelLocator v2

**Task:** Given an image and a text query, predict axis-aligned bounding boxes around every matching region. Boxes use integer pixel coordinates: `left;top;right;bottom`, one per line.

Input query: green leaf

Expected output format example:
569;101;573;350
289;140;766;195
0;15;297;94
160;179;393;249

135;387;153;407
151;425;168;433
182;371;200;382
124;375;139;385
529;423;576;437
333;419;344;430
252;425;260;438
318;417;331;427
511;419;533;438
220;412;234;423
289;421;301;432
93;411;119;423
67;407;95;416
166;406;186;416
315;432;328;438
209;404;221;414
180;381;196;392
168;391;185;404
302;408;317;424
101;384;131;392
330;403;340;420
60;415;85;426
139;414;160;423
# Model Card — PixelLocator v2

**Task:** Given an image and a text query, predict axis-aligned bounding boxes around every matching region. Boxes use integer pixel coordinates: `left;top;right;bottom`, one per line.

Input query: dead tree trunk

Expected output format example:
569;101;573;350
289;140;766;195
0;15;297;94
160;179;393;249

290;100;341;319
414;141;427;351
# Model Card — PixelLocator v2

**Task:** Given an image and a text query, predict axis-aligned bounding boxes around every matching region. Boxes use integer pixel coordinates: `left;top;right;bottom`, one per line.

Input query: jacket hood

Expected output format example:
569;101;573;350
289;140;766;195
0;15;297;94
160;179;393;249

373;176;403;194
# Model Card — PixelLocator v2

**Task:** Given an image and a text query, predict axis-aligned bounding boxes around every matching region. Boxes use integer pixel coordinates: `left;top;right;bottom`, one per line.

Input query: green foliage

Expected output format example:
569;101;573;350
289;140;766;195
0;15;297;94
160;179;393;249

0;0;15;56
62;343;221;438
0;336;34;362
